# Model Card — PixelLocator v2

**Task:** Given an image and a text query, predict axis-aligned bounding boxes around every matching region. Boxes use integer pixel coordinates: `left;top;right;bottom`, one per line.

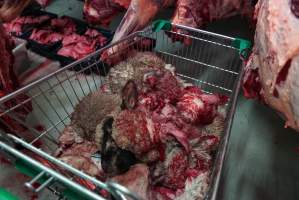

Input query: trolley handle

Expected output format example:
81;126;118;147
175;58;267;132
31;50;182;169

152;20;252;60
152;20;172;32
232;38;252;59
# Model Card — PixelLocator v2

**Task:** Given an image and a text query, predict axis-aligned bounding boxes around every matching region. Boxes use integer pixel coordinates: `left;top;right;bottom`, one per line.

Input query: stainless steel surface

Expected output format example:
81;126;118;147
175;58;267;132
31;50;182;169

0;139;106;200
0;22;246;199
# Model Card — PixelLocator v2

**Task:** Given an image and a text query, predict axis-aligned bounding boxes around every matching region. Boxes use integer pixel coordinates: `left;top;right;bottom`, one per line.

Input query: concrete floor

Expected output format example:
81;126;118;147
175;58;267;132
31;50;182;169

1;1;299;200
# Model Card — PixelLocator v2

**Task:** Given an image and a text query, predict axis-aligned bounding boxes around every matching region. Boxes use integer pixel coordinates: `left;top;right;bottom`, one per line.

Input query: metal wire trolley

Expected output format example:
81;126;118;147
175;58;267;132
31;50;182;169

0;20;251;200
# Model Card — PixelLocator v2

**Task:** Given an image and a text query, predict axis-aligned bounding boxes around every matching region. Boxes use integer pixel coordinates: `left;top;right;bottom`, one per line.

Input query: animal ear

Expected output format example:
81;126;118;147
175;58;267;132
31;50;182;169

101;117;115;152
121;80;138;110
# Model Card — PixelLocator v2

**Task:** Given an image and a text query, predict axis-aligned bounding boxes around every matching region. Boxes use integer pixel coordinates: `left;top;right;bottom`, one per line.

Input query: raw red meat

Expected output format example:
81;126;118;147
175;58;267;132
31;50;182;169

175;171;210;200
177;86;228;125
113;109;160;157
105;0;252;45
0;25;16;92
142;68;182;103
57;30;108;60
113;0;131;8
0;24;32;135
50;17;76;35
160;145;189;189
154;187;177;200
3;15;50;35
57;33;96;60
84;28;107;47
57;125;84;148
35;0;52;7
243;0;299;131
171;0;252;30
54;52;226;199
110;0;166;44
83;0;124;26
110;164;152;200
29;29;63;44
55;126;105;178
188;135;219;174
61;33;89;46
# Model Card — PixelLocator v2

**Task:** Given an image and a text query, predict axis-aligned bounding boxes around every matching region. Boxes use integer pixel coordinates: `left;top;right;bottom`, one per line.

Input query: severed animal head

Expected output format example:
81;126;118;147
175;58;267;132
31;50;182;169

121;79;138;110
100;117;138;176
99;80;142;176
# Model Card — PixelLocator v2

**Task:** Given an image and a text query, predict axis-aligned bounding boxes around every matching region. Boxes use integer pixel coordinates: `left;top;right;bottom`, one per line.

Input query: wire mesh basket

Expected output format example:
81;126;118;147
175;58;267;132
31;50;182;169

0;20;251;200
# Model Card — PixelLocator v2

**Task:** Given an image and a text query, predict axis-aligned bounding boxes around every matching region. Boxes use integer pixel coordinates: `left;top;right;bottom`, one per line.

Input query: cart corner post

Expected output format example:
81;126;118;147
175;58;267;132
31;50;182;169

232;38;252;60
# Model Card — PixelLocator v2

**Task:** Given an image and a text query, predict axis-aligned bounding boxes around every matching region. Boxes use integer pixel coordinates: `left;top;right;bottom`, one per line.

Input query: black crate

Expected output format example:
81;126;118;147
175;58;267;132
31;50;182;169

13;10;57;36
19;15;89;53
18;13;114;76
22;2;43;15
39;16;87;35
19;29;62;52
83;25;114;43
53;49;111;76
52;24;114;76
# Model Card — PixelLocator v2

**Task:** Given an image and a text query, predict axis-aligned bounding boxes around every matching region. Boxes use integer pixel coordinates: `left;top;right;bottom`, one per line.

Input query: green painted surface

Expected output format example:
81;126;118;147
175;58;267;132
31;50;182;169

0;188;19;200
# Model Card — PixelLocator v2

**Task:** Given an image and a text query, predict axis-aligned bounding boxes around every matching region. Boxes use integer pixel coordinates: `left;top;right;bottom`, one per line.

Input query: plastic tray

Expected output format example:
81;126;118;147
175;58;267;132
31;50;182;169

13;10;57;36
19;30;62;52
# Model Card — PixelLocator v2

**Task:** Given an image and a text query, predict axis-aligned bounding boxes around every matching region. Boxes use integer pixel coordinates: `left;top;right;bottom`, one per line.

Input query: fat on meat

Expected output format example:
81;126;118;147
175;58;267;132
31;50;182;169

106;0;252;45
35;0;52;7
83;0;124;26
3;15;50;35
243;0;299;131
59;155;102;177
177;86;228;125
54;52;227;199
154;143;189;189
84;28;107;46
175;171;210;200
110;164;153;200
50;17;77;35
58;34;96;55
57;125;84;148
56;126;105;178
57;31;107;60
0;24;32;136
29;29;63;44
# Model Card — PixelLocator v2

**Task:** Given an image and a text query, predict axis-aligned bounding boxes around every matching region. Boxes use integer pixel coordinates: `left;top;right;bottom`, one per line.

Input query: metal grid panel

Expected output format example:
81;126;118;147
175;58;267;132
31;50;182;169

0;23;244;200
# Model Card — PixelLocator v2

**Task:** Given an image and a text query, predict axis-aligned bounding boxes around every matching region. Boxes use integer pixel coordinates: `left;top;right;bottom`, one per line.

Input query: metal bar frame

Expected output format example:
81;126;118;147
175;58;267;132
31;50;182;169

0;22;246;200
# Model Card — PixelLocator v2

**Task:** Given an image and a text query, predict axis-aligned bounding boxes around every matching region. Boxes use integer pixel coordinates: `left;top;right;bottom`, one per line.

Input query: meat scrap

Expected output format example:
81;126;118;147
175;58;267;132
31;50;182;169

28;17;78;45
57;34;97;60
29;29;63;45
83;0;124;26
50;17;77;35
55;126;105;178
110;164;152;200
55;52;226;199
35;0;53;7
3;15;50;35
177;86;228;125
243;0;299;131
57;30;108;60
84;28;108;47
0;24;32;136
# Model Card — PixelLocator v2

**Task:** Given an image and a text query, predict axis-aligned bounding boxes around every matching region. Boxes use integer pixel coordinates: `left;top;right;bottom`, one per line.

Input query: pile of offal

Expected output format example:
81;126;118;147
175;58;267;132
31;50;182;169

54;52;228;200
